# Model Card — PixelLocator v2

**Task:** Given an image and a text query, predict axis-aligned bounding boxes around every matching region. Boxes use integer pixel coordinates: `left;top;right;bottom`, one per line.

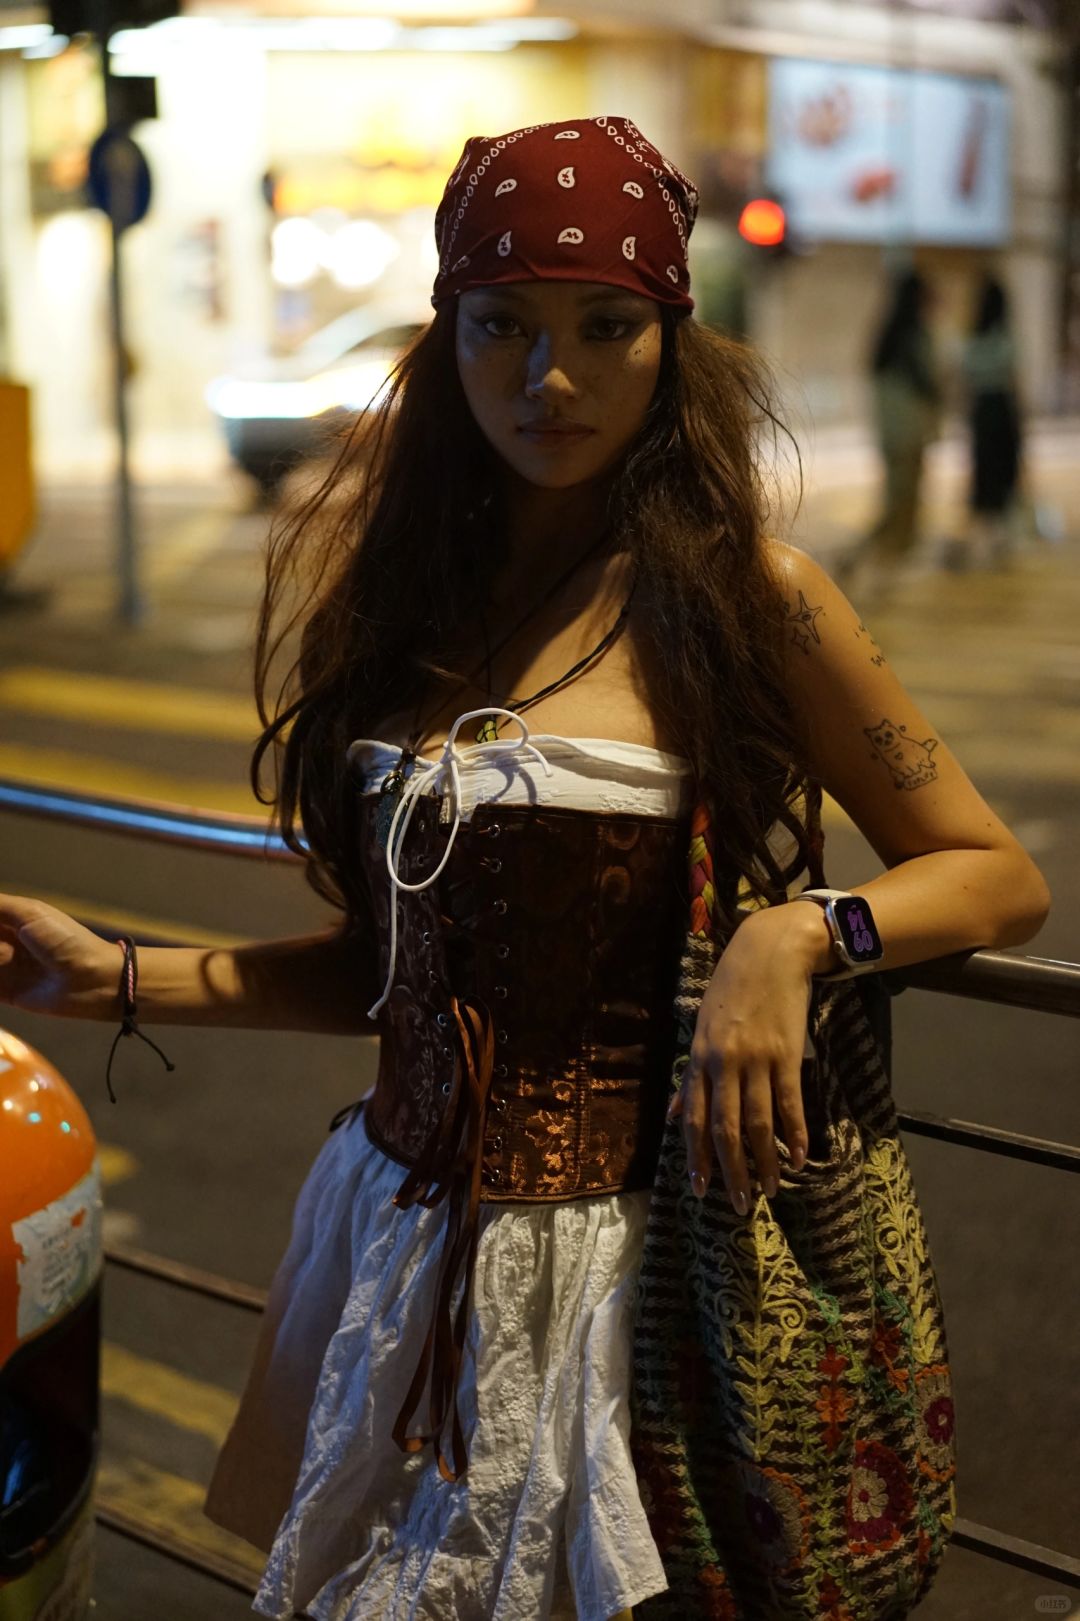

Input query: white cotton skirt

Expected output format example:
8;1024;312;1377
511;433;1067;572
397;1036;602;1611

206;1107;669;1621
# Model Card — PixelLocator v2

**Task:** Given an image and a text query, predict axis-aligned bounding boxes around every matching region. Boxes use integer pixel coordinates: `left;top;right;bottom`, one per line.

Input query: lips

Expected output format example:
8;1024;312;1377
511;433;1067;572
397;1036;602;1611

517;421;594;438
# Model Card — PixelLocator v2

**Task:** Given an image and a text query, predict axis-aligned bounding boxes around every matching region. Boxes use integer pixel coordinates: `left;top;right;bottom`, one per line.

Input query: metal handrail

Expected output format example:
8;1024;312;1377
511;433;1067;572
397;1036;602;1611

104;1241;268;1312
5;773;1079;1595
0;778;297;860
3;772;1078;1012
898;1107;1080;1173
25;775;1080;1175
895;947;1080;1020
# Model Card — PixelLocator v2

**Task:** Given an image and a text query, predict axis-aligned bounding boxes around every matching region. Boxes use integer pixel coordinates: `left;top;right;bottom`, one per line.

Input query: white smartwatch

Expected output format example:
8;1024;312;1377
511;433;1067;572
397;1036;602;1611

791;888;884;979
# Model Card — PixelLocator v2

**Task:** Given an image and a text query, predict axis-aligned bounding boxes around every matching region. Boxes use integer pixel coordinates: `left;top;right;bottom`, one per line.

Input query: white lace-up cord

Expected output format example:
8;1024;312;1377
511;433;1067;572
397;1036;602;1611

366;707;554;1020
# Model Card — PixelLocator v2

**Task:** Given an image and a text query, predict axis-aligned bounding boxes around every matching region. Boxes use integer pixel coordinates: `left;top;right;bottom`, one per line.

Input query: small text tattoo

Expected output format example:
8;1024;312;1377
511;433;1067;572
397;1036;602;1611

855;621;888;667
864;717;939;790
783;591;825;655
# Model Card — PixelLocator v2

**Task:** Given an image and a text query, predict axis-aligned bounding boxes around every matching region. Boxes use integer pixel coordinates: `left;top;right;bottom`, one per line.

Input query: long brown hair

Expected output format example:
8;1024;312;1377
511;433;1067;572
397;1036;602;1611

251;303;816;937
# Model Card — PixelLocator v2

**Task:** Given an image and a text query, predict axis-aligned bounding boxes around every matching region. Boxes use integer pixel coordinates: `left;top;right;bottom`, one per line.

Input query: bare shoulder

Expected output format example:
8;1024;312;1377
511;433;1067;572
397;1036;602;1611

762;538;854;646
761;537;888;670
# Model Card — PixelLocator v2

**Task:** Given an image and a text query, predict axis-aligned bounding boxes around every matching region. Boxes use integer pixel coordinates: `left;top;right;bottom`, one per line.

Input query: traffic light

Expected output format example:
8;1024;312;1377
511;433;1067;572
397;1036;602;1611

738;197;787;253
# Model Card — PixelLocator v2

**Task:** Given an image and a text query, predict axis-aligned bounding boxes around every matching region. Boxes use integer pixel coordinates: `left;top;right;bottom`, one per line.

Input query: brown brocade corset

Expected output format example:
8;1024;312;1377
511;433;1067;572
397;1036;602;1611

360;791;690;1198
350;789;692;1480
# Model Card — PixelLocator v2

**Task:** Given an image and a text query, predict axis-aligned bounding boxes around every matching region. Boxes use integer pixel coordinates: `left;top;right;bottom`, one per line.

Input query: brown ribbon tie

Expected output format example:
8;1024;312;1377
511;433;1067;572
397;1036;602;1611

391;992;495;1483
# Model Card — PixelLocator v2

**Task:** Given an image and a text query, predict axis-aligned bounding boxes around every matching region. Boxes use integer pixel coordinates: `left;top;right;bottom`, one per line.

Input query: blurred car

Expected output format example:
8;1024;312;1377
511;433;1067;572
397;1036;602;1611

206;305;427;496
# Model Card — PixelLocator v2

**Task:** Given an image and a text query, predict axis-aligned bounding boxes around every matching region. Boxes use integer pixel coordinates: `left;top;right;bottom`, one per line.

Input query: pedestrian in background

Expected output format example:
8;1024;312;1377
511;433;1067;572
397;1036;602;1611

0;119;1051;1620
837;268;943;596
954;271;1023;569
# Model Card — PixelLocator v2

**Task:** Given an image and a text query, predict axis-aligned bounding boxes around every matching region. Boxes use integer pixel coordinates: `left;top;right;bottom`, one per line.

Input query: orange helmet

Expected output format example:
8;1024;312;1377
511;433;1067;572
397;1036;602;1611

0;1028;100;1611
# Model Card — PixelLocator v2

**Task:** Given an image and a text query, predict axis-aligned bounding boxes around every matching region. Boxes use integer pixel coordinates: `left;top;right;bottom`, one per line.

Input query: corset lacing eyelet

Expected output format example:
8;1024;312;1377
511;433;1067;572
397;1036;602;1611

496;1029;508;1045
495;1062;508;1078
496;944;510;960
441;1080;452;1096
492;898;508;916
483;856;503;874
494;985;508;999
486;823;501;839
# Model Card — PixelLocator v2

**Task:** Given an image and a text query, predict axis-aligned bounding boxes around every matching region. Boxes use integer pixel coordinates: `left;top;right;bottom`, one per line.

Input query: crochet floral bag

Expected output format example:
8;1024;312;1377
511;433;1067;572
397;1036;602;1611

631;788;958;1621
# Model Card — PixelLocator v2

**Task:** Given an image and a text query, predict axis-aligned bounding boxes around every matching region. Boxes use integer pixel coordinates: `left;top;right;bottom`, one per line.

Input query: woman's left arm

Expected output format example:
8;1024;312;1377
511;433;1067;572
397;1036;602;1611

769;542;1050;967
676;542;1051;1213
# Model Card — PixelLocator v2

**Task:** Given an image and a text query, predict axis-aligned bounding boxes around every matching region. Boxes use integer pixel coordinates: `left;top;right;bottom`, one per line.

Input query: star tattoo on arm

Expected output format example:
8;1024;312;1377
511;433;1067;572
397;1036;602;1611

783;590;825;655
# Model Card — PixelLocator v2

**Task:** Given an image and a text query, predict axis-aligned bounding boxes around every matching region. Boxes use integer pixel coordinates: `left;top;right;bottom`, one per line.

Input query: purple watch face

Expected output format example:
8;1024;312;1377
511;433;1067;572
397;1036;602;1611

838;900;882;961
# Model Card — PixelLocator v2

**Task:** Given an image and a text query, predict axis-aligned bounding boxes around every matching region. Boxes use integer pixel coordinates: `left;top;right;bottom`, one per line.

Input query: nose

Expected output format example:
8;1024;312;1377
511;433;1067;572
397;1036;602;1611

523;332;579;404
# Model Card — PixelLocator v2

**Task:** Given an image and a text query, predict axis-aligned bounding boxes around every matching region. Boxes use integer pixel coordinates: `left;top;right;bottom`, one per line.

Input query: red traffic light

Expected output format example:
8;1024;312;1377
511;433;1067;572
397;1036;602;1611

738;198;786;248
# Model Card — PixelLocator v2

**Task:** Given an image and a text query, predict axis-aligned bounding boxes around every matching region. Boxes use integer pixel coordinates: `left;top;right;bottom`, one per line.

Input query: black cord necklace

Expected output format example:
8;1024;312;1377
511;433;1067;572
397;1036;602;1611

473;571;638;742
375;537;637;832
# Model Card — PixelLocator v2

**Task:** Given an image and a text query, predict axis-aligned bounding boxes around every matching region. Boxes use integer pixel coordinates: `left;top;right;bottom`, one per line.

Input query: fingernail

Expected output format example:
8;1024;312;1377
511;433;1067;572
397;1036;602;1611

763;1174;778;1199
732;1188;749;1216
665;1097;678;1122
790;1146;806;1172
691;1171;707;1198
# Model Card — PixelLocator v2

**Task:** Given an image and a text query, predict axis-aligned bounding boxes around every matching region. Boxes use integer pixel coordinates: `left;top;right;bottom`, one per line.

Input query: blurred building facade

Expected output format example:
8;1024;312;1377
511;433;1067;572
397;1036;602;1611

0;0;1072;478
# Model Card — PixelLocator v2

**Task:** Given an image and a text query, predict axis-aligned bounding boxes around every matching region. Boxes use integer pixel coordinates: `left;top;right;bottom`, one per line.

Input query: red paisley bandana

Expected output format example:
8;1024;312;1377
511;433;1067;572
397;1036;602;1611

431;116;698;313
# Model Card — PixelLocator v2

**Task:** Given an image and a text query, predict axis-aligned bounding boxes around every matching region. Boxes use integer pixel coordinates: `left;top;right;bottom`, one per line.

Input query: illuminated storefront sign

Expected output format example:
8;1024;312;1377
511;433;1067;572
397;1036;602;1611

767;57;1010;247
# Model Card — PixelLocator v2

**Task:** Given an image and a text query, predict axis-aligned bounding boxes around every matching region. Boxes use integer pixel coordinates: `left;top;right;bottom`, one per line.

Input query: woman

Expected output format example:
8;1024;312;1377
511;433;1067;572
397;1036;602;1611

0;119;1050;1619
959;272;1023;568
837;268;943;596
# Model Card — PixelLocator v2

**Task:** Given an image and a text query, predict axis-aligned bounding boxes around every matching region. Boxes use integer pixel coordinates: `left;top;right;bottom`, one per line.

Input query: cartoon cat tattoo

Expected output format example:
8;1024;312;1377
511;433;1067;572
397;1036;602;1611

864;717;939;790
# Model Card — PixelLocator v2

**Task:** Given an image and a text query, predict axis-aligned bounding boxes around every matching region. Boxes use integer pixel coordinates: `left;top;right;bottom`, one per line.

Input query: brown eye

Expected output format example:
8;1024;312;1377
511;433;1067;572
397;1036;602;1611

588;317;632;340
475;314;521;339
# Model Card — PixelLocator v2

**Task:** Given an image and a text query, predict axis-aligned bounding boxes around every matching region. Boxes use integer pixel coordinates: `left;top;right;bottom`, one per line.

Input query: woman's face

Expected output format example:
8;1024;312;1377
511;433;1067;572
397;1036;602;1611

455;280;663;491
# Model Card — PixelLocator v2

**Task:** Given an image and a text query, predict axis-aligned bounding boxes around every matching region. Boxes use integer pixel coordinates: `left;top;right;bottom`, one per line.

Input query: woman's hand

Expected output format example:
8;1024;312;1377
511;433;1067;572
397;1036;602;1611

668;903;830;1213
0;895;118;1020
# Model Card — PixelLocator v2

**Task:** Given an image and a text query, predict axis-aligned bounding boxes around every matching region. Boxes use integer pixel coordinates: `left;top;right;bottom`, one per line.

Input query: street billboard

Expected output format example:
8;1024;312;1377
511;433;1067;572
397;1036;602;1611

766;57;1010;247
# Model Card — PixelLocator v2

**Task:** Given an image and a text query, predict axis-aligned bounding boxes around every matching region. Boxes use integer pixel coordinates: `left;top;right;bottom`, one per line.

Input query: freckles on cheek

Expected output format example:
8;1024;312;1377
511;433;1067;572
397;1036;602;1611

587;343;656;402
617;339;661;408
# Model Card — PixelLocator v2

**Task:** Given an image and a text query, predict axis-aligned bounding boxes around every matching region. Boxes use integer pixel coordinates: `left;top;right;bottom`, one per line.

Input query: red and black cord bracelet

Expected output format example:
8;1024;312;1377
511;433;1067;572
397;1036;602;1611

105;935;176;1103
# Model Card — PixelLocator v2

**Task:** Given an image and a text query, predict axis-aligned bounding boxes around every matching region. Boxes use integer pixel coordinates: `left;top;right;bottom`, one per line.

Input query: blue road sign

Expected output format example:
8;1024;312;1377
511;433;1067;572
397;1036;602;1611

88;129;152;232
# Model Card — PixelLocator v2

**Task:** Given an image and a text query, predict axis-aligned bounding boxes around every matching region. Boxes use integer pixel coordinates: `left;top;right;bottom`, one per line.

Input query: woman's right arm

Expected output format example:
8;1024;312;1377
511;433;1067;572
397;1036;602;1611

0;895;378;1036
